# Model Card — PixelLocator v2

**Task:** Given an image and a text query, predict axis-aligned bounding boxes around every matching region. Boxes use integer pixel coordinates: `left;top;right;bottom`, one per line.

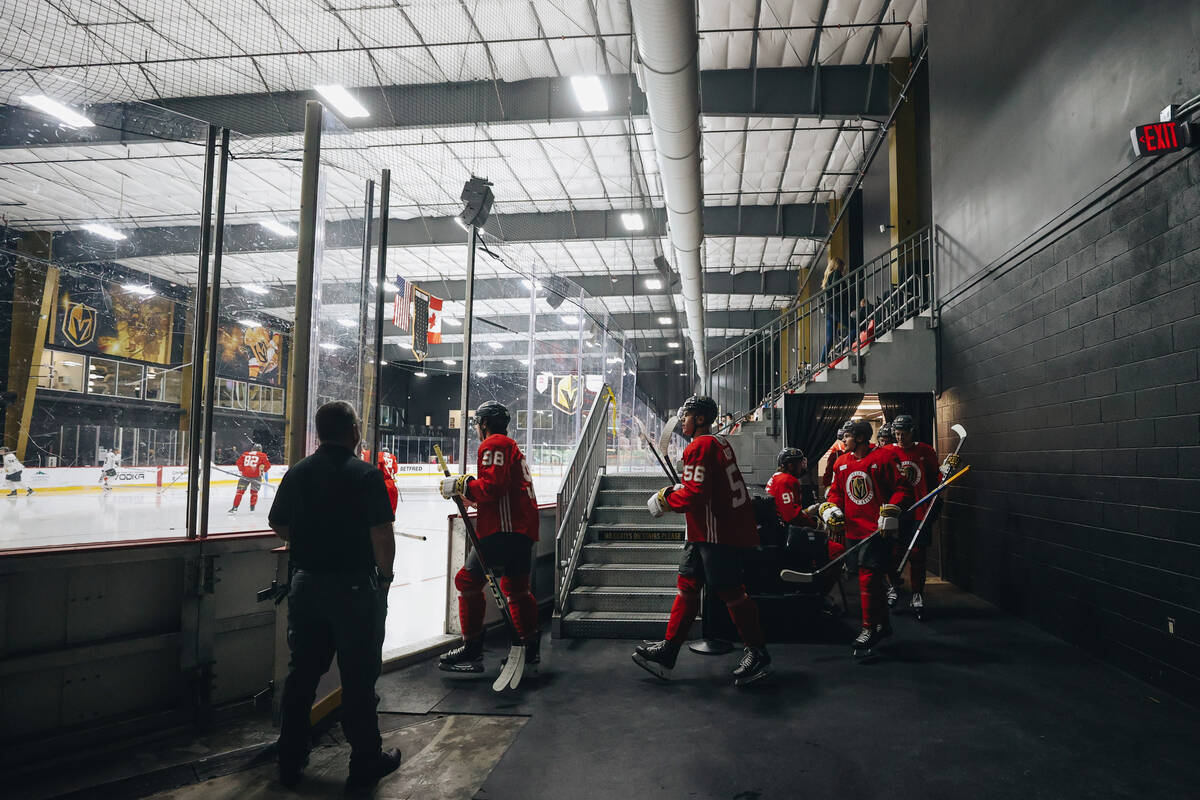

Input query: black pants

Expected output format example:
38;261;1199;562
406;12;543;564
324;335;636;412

278;569;387;769
464;530;533;577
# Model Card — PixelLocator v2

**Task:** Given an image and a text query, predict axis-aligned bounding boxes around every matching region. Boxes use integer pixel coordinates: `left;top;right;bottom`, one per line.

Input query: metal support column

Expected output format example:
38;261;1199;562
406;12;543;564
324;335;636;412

356;179;376;414
185;126;217;539
369;170;390;458
287;101;323;465
457;224;478;473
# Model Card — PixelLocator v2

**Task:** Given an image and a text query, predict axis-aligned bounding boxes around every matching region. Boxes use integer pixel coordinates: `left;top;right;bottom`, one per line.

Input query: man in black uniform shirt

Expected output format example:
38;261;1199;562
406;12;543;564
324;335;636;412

269;401;401;794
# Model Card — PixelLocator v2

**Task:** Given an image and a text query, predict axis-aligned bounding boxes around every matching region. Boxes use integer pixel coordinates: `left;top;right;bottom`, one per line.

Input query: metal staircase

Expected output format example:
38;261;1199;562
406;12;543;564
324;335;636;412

555;473;684;639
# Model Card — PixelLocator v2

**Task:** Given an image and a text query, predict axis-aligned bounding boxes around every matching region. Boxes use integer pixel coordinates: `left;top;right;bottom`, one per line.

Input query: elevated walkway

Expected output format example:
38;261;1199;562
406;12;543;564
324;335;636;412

803;309;937;394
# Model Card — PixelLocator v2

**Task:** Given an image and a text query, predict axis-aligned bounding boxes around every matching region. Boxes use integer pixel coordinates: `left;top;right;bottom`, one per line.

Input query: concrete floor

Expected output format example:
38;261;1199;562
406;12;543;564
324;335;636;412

12;580;1195;800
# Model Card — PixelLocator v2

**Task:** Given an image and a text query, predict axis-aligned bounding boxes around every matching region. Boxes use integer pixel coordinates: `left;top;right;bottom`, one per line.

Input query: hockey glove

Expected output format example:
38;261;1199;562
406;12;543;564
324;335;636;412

939;453;960;479
439;474;474;500
877;503;901;536
647;485;677;518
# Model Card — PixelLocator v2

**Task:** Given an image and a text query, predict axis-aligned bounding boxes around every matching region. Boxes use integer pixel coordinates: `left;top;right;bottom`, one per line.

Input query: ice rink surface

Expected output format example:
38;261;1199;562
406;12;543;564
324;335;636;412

0;474;563;653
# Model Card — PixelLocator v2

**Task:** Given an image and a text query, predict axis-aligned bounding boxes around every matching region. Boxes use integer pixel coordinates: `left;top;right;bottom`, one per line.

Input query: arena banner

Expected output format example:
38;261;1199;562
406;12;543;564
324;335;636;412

49;273;175;364
217;321;285;385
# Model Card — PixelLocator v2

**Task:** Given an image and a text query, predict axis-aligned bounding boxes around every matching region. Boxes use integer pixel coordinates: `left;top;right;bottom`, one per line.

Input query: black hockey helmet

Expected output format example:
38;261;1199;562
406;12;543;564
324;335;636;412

877;424;895;443
777;447;806;468
474;400;510;433
847;420;873;442
681;395;719;424
892;413;915;430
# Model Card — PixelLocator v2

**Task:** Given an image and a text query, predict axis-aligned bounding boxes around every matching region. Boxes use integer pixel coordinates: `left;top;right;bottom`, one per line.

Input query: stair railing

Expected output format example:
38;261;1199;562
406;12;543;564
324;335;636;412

711;226;934;428
554;385;613;616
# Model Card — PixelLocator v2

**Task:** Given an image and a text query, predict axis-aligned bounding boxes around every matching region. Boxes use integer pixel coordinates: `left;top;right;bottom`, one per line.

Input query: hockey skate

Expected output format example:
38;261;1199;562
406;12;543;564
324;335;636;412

227;506;237;513
910;591;925;621
732;646;772;687
249;504;256;511
25;488;33;495
632;639;680;681
885;583;899;608
852;625;879;658
438;638;484;673
5;489;16;497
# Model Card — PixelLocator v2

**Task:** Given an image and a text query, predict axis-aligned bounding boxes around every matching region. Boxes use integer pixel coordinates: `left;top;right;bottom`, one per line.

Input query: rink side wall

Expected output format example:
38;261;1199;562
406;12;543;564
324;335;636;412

928;0;1200;704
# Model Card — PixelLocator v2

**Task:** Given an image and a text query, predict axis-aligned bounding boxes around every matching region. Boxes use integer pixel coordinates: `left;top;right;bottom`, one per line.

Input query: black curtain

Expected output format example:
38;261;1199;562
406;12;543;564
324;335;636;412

783;392;863;485
879;392;935;445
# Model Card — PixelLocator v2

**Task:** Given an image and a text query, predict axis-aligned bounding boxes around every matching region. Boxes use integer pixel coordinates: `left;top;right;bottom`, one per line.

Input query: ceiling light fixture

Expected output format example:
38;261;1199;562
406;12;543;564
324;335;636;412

570;75;608;112
657;316;672;324
259;219;296;236
476;371;488;378
121;283;155;296
620;212;645;231
414;370;428;378
84;223;126;241
242;284;269;295
21;95;94;128
673;359;684;364
314;84;370;118
644;278;663;290
442;359;457;365
667;341;680;349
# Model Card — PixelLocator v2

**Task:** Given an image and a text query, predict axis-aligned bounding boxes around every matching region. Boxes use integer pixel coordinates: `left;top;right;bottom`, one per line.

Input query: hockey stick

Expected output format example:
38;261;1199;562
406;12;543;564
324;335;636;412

895;424;967;576
433;445;526;692
655;413;682;484
632;416;677;484
397;531;427;541
781;465;971;583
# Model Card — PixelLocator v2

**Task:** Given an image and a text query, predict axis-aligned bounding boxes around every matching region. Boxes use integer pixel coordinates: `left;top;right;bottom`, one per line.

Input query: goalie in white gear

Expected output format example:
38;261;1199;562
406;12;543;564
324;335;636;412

2;447;33;496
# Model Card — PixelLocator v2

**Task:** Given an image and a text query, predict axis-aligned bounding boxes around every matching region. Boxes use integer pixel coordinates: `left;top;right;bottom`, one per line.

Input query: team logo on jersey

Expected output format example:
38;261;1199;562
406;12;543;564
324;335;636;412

900;460;922;487
62;302;97;347
846;470;874;505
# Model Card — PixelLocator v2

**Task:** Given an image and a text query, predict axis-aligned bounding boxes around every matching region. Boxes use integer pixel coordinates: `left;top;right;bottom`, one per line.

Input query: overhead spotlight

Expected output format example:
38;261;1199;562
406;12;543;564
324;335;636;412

442;359;457;365
314;84;370;118
673;359;684;364
414;371;428;378
84;223;126;241
667;342;680;349
476;371;488;378
459;175;494;228
657;316;673;325
570;75;609;112
21;94;94;128
259;219;296;236
644;278;663;290
620;212;645;231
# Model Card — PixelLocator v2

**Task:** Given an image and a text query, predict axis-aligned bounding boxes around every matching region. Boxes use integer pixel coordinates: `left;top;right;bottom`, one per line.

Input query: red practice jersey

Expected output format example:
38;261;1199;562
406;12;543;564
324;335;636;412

821;442;846;488
666;434;758;547
827;446;912;540
888;442;940;520
765;471;815;526
236;450;271;479
376;451;399;482
466;433;539;541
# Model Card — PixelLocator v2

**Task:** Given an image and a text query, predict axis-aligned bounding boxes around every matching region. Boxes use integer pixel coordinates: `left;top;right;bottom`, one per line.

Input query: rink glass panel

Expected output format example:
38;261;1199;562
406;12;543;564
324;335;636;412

0;95;208;549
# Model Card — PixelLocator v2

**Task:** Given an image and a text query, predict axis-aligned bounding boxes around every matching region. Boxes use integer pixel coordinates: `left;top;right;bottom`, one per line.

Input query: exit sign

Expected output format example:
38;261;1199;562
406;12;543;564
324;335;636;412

1130;120;1192;157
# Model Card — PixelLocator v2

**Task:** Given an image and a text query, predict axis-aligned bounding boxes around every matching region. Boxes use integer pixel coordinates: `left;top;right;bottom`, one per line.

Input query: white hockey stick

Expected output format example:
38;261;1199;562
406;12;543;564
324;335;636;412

656;413;681;484
895;424;967;575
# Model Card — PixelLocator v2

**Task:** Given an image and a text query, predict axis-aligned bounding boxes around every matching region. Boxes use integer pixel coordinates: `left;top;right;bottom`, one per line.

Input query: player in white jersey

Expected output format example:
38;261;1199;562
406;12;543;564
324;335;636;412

99;449;121;491
1;447;33;496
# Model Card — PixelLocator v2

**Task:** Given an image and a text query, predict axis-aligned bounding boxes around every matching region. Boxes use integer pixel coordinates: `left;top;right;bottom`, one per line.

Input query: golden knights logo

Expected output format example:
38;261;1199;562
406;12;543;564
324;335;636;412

899;460;922;488
552;375;582;414
846;470;874;505
62;302;97;347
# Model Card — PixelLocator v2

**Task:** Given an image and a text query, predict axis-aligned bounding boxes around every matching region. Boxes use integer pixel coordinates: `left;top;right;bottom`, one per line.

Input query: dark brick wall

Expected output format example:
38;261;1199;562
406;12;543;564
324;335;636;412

935;150;1200;705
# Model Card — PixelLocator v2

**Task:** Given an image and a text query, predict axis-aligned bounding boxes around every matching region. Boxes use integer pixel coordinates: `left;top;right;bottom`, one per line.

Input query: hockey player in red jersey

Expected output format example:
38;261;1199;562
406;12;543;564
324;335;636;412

438;401;541;673
820;420;855;496
767;447;846;598
825;420;913;656
228;443;271;512
376;447;400;513
889;414;946;620
633;396;770;687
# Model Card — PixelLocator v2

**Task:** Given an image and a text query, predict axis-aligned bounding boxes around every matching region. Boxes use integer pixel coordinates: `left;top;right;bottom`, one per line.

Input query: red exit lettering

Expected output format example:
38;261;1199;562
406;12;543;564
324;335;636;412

1132;121;1189;157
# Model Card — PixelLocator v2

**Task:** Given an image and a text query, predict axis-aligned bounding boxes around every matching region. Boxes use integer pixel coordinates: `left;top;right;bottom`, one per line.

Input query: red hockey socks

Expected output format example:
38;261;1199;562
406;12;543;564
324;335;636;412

859;567;883;627
500;574;538;642
249;489;259;506
454;567;486;640
717;586;765;648
665;575;702;642
909;546;927;593
232;490;244;509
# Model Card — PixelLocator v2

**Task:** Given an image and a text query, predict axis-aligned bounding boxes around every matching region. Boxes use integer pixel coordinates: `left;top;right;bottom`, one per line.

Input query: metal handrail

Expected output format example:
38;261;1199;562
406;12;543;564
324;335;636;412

553;386;613;614
711;227;934;424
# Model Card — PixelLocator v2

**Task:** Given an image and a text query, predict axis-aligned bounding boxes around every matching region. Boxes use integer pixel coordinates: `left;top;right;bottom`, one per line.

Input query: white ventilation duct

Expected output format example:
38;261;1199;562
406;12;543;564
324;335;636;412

629;0;708;390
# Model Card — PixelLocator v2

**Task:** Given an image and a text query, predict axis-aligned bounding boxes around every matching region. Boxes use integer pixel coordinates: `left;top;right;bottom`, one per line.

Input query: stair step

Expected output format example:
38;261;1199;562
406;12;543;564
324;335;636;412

576;563;678;586
582;541;682;564
600;475;668;491
569;585;676;612
590;523;685;542
591;505;659;524
559;610;671;640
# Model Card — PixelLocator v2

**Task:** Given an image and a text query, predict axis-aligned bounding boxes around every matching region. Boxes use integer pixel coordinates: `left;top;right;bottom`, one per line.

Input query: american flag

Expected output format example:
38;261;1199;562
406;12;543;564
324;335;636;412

391;276;414;331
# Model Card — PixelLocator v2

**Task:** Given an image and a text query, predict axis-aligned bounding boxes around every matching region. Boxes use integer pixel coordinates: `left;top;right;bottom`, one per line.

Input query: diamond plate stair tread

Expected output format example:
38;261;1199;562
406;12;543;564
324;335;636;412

590;523;683;531
577;563;677;571
570;586;676;596
584;541;681;550
563;611;671;622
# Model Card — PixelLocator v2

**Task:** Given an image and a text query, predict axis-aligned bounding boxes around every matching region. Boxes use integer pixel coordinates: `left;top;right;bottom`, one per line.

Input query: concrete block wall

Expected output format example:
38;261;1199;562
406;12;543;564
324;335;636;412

935;151;1200;705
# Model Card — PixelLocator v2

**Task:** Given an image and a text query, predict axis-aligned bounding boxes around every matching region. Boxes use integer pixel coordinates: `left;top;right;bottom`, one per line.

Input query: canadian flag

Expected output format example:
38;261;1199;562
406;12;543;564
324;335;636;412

427;295;443;344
